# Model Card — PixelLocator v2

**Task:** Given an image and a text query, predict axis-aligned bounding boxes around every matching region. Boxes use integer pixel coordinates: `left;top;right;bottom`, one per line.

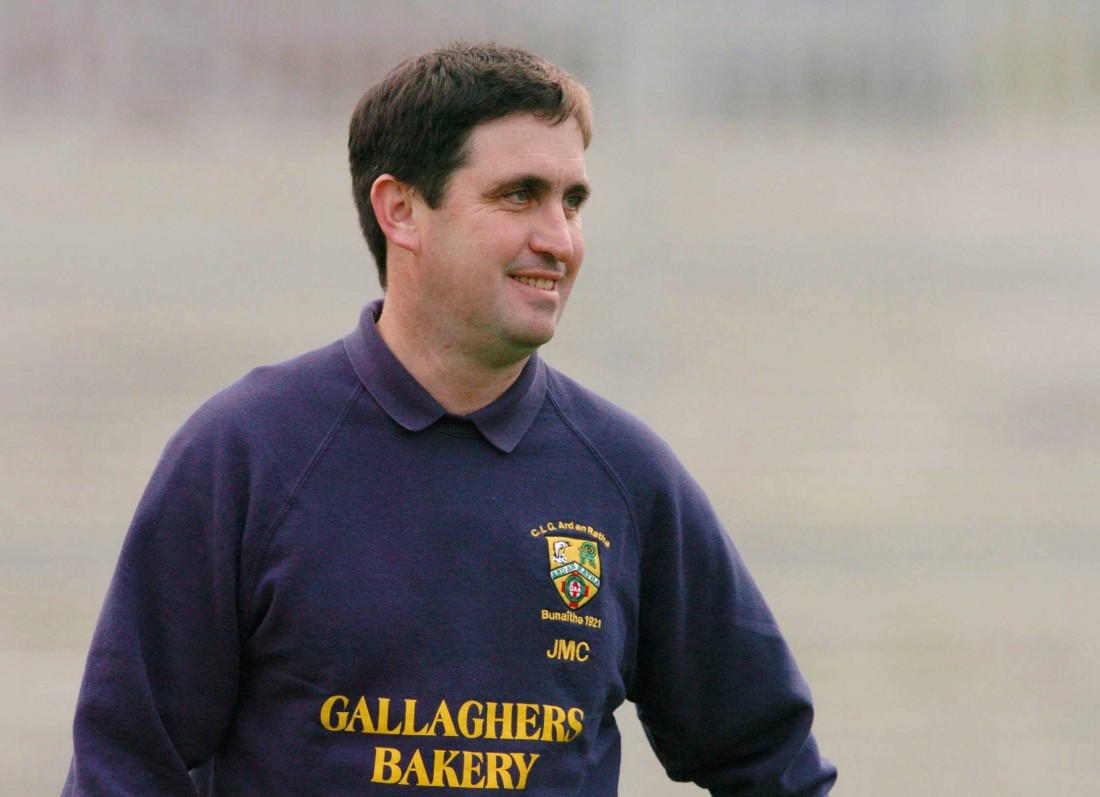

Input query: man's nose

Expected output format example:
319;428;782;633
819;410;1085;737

529;204;575;264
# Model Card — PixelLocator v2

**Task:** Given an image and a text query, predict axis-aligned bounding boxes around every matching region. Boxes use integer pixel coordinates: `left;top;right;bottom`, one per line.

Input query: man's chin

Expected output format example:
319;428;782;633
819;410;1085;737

493;324;557;364
508;310;562;345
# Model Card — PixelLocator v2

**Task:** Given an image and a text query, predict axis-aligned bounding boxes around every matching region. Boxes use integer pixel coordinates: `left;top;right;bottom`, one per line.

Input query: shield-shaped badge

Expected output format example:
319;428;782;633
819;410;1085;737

546;536;601;610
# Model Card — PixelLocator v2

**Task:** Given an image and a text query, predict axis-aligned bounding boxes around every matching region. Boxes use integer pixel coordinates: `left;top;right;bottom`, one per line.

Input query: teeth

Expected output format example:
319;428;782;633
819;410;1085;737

513;276;555;291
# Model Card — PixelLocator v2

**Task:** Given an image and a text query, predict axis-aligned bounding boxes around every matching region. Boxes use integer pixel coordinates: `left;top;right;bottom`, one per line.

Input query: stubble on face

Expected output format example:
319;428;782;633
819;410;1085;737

374;113;590;414
412;114;590;369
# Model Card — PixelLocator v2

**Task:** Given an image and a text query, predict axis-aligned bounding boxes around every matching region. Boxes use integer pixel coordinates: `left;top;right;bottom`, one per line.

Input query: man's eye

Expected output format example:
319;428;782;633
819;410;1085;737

564;194;587;211
504;189;532;203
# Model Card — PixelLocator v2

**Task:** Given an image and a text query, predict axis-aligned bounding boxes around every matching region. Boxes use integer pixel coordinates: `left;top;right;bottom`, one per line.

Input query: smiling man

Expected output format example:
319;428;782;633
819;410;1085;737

371;111;588;411
63;44;836;796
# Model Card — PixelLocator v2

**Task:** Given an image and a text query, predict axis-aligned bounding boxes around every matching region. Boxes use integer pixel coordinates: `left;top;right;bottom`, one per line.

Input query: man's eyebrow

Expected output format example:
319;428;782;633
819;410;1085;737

488;175;591;197
567;180;591;199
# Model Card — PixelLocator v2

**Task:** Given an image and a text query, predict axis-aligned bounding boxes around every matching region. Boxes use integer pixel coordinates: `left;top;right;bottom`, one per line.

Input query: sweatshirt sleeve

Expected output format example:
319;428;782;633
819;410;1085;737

628;460;837;796
63;403;254;796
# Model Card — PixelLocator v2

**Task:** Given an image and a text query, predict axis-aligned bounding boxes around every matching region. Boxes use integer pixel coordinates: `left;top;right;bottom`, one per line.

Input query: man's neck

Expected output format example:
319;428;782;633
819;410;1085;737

375;300;530;416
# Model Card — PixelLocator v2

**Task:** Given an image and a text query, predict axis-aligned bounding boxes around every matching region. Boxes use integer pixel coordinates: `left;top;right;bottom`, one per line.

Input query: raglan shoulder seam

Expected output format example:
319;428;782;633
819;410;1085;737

543;386;644;557
241;380;366;631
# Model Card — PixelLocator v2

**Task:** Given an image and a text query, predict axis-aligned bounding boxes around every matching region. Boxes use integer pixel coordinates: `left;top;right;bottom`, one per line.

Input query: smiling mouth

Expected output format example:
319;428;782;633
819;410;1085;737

511;275;557;291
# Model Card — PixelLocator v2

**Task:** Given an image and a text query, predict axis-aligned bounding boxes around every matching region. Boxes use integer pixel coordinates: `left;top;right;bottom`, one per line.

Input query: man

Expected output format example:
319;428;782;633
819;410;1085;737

64;43;836;795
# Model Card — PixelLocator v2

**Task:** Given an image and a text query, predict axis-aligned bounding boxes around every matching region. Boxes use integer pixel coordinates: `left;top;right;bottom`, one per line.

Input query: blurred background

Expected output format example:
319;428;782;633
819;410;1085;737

3;1;1098;794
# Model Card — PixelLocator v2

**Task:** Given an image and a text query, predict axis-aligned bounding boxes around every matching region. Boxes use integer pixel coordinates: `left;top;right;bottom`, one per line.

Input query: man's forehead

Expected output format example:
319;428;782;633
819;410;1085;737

463;114;587;178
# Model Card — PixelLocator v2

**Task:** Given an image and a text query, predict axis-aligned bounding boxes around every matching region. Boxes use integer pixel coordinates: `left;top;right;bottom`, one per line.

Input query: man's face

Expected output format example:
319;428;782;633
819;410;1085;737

409;113;589;368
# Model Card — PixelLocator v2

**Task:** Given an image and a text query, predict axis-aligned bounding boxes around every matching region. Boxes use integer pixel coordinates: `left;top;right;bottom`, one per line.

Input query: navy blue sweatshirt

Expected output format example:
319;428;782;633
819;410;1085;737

64;301;836;795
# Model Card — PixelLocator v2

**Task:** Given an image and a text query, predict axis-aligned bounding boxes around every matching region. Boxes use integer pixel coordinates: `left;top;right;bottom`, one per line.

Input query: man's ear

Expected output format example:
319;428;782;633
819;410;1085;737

370;174;420;255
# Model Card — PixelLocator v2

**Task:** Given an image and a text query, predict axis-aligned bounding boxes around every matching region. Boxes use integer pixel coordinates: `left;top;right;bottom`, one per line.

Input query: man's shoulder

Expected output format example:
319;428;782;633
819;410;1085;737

542;365;683;485
175;337;360;451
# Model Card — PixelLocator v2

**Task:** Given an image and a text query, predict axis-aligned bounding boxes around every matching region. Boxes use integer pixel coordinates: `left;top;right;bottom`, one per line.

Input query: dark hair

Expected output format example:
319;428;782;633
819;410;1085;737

348;42;593;288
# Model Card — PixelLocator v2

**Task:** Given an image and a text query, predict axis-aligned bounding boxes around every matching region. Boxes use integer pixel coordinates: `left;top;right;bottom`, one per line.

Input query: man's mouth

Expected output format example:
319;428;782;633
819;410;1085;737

511;275;556;291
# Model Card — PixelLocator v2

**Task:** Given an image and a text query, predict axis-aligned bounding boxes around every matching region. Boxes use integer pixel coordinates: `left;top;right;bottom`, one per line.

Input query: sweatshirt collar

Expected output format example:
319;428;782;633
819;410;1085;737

342;300;546;453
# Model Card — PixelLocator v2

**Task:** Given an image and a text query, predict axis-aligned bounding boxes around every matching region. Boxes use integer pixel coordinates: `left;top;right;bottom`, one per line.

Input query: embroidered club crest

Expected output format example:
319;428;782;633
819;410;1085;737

546;536;601;610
